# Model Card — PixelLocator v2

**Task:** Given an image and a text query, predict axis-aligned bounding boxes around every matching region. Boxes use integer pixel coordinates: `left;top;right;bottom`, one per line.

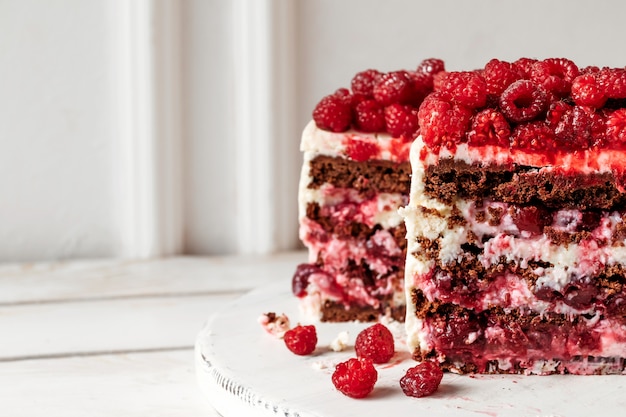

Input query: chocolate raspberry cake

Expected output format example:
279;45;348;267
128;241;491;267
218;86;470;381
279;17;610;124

293;59;443;322
402;58;626;374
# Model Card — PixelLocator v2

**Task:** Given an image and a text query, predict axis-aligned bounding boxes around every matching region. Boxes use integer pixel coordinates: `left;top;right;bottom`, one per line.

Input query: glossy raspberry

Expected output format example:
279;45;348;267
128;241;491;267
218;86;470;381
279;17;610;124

418;94;472;149
546;101;572;129
483;59;523;95
437;71;488;108
571;74;606;108
606;108;626;145
373;71;414;106
399;361;444;398
346;139;379;162
467;109;511;147
351;69;382;97
513;57;538;78
417;58;445;76
354;99;385;132
499;80;549;123
354;323;395;364
553;106;606;150
284;324;317;355
332;358;378;399
312;91;353;132
384;103;419;138
510;121;556;152
597;68;626;99
530;58;579;97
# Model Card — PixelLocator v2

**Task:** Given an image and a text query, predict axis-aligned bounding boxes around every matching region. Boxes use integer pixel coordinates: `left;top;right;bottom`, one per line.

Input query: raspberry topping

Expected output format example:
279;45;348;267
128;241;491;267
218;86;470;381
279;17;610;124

384;103;420;138
345;139;379;162
351;69;382;97
312;91;352;132
399;361;444;398
418;94;472;149
530;58;579;97
483;59;522;96
513;57;538;78
354;100;386;132
553;106;606;150
499;80;549;123
331;358;378;398
467;109;511;147
437;71;488;108
606;108;626;145
510;121;556;152
598;68;626;99
283;324;317;355
417;58;445;77
373;70;414;106
571;74;607;108
354;323;395;364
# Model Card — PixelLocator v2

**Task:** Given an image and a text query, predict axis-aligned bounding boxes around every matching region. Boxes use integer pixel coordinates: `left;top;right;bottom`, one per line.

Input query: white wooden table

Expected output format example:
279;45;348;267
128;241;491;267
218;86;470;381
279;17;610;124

0;252;306;417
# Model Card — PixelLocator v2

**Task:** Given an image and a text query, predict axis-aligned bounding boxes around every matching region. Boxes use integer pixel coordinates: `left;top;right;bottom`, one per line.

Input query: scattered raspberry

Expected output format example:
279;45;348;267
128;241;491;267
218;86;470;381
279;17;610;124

418;94;472;149
467;109;511;147
597;68;626;99
417;58;445;76
437;71;488;108
354;99;385;132
351;69;382;97
312;91;353;132
399;361;444;398
510;121;556;152
571;74;606;108
530;58;579;97
482;59;522;95
258;312;291;339
331;358;378;398
354;323;395;364
284;324;317;355
345;139;379;162
384;103;419;138
499;80;549;123
606;108;626;146
513;57;538;78
373;71;414;106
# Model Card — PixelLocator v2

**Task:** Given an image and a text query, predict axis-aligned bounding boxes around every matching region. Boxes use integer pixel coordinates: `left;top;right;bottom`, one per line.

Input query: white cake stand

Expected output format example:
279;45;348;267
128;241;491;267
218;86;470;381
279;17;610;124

195;282;626;417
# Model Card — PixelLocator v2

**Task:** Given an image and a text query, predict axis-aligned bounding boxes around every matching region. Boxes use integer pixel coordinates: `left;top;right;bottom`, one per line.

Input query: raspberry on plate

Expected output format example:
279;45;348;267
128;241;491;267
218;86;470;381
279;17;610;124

355;323;395;364
331;358;378;398
399;361;444;398
283;324;317;355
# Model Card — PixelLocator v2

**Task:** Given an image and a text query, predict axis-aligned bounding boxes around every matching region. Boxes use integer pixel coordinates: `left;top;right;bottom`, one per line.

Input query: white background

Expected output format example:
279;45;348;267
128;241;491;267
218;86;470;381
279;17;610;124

2;0;626;261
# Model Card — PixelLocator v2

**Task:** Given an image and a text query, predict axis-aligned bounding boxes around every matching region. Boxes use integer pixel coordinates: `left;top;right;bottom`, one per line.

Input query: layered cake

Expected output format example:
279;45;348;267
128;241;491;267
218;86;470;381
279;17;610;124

402;58;626;374
293;59;444;322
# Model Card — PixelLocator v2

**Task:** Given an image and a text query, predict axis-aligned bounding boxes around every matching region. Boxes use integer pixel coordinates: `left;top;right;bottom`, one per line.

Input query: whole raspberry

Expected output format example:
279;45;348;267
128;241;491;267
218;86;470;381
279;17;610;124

332;358;378;399
499;80;549;123
467;109;511;147
373;71;414;106
553;106;605;150
418;93;472;149
351;69;382;97
510;121;556;152
312;92;353;132
606;108;626;146
513;57;538;78
417;58;445;76
354;99;385;132
571;74;606;108
345;139;379;162
399;361;444;398
530;58;579;97
437;71;488;108
284;324;317;355
483;59;523;96
354;323;395;364
409;72;434;106
597;68;626;99
432;71;448;91
384;103;419;138
546;101;572;129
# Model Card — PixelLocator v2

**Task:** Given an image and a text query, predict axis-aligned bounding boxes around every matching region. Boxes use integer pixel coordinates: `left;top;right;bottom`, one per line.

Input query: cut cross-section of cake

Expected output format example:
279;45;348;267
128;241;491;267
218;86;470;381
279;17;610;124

401;58;626;375
293;60;444;322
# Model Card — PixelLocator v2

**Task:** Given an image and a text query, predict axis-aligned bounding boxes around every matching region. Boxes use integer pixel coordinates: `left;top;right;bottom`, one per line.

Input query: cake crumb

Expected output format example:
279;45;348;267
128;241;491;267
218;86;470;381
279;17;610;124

330;331;350;352
258;312;290;339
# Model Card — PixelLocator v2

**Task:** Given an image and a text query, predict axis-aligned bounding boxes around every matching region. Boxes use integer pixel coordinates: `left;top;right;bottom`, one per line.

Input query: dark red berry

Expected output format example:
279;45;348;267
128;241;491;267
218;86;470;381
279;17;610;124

332;358;378;399
408;71;434;105
598;68;626;99
292;263;326;297
313;92;353;132
431;313;484;350
511;206;551;235
399;361;443;398
499;80;549;123
546;101;572;129
467;109;511;147
563;278;598;310
483;59;523;95
553;106;605;150
355;323;395;364
510;121;555;152
284;324;317;355
571;74;607;108
354;99;385;132
437;71;488;108
345;139;379;162
530;58;579;97
606;108;626;145
418;94;472;149
384;103;419;138
373;71;414;106
513;57;538;78
351;69;382;97
417;58;445;76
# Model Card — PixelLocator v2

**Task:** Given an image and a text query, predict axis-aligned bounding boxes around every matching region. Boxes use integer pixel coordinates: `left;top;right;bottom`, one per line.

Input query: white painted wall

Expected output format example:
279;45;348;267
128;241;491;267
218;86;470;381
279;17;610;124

2;0;626;261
